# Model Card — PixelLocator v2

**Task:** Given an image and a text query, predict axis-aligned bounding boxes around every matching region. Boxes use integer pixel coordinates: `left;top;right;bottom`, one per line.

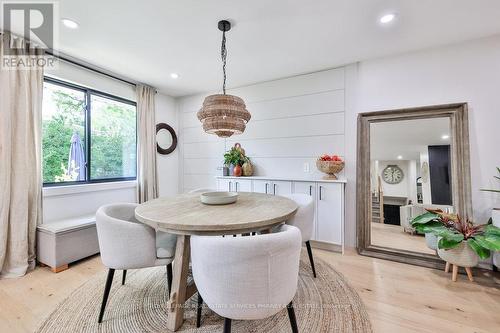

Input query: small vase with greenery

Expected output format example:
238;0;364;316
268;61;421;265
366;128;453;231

224;147;244;167
224;146;244;176
411;210;500;262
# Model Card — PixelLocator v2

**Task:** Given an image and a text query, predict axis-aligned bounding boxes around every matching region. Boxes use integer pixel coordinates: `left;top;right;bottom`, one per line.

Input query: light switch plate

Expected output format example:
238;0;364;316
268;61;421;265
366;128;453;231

303;162;310;172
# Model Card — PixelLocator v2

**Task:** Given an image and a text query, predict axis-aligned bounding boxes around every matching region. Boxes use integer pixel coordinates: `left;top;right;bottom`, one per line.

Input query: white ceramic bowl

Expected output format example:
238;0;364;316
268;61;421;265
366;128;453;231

200;192;238;205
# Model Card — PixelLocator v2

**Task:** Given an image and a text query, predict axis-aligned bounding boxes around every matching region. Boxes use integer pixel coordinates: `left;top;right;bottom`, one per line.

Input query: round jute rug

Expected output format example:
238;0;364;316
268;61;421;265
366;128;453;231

36;254;372;332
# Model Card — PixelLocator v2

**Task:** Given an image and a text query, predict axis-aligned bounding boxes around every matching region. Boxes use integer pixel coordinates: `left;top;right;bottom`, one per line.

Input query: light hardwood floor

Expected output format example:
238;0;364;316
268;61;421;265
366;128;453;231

1;249;499;333
371;222;436;255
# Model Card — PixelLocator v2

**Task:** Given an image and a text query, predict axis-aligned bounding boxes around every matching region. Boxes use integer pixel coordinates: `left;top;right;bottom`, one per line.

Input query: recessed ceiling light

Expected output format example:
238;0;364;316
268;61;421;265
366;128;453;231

380;13;396;24
62;18;79;29
441;134;450;140
170;73;179;79
397;155;403;160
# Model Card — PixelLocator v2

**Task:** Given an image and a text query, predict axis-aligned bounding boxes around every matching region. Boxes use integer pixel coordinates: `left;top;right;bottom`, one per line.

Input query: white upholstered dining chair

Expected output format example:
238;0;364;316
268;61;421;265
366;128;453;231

283;194;316;278
191;224;302;333
95;203;177;323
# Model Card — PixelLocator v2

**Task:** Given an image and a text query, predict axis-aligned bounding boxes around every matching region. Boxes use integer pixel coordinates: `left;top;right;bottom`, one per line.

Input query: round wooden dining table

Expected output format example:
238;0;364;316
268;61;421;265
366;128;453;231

135;191;298;331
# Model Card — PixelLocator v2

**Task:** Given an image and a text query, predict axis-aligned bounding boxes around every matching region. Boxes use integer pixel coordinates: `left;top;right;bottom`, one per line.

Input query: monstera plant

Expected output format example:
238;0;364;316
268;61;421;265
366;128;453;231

411;209;500;260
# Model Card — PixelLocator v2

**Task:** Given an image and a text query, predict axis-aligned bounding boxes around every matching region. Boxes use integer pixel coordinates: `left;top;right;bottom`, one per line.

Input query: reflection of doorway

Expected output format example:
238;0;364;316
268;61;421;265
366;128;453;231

416;177;423;203
428;145;452;205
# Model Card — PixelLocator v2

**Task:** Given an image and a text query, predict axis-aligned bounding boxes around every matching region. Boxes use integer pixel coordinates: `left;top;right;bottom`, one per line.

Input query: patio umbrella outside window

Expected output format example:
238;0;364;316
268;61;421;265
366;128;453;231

67;132;86;181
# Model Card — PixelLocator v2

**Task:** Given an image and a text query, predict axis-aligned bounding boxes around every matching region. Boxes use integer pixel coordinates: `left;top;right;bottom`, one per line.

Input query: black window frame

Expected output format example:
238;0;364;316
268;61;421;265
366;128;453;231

42;76;137;187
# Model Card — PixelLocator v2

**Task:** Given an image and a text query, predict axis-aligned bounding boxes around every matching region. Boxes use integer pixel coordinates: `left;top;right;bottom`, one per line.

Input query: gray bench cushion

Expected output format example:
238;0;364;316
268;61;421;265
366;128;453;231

38;215;96;234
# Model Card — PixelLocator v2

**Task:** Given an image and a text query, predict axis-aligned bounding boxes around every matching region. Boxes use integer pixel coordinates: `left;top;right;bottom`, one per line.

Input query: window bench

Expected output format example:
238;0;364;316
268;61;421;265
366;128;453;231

37;215;100;273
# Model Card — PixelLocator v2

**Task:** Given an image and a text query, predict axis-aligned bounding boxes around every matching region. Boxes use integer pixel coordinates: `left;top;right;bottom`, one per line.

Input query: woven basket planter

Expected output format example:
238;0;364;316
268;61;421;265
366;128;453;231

437;241;479;267
316;160;345;180
425;233;438;251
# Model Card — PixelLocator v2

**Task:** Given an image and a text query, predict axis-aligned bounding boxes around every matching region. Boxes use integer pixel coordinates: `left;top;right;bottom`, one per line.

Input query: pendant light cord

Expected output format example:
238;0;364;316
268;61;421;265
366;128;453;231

221;29;227;95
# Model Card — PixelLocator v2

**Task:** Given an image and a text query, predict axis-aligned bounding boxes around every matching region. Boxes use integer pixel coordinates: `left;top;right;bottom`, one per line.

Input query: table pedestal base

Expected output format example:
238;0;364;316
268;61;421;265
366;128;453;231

166;235;193;331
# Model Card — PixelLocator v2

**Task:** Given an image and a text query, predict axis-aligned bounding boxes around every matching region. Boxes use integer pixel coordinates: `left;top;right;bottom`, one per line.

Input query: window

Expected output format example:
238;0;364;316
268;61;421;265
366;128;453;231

42;78;136;186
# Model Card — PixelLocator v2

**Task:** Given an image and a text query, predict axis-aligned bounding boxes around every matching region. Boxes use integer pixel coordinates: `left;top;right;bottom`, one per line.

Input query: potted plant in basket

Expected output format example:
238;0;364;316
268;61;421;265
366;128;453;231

411;209;500;281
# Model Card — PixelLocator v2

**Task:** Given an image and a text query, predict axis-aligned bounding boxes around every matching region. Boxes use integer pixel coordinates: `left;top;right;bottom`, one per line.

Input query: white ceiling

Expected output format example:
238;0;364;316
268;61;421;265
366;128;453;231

370;118;451;161
52;0;500;96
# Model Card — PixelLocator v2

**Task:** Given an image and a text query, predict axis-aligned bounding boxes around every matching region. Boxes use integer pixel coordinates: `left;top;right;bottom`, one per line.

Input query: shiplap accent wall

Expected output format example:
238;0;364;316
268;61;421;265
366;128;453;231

178;68;346;192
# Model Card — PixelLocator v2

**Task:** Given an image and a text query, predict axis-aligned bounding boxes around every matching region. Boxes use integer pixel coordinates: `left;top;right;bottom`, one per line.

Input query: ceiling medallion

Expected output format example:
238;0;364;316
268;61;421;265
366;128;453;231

197;20;251;138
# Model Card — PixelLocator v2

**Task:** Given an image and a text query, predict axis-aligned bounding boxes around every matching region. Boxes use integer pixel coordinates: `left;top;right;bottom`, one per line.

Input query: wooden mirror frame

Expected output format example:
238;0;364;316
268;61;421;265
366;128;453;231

356;103;472;269
156;123;177;155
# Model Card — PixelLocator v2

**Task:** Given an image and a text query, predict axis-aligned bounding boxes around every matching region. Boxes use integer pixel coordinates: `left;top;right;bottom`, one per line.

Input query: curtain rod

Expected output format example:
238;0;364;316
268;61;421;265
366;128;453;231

3;31;158;93
46;50;138;87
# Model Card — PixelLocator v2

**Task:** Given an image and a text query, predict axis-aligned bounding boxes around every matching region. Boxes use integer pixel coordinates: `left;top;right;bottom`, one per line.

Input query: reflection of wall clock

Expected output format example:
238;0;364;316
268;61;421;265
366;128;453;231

382;165;404;184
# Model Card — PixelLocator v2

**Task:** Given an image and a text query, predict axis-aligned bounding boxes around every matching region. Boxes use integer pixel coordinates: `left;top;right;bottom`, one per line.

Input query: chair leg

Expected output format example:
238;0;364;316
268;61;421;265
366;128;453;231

223;318;232;333
196;293;203;328
98;268;115;323
122;270;127;285
287;301;299;333
305;241;317;278
166;263;173;297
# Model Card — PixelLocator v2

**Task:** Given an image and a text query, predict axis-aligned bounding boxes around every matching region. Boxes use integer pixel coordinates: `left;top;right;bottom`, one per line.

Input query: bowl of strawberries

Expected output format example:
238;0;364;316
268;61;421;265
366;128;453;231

316;154;344;180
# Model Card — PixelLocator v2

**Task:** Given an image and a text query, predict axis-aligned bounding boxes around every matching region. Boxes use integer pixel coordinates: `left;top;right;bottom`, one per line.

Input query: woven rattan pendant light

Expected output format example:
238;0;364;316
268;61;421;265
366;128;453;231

197;20;251;138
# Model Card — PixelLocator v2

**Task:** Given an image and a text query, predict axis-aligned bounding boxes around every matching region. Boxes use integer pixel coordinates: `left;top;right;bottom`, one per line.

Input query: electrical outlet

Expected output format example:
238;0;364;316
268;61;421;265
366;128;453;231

303;162;310;173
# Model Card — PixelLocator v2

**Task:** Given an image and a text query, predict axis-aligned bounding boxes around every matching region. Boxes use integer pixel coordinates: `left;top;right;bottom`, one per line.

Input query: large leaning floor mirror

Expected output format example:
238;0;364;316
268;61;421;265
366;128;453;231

357;103;472;268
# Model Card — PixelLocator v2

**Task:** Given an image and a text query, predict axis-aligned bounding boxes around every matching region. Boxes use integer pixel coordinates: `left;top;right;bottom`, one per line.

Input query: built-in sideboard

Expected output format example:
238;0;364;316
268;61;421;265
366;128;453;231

216;176;346;253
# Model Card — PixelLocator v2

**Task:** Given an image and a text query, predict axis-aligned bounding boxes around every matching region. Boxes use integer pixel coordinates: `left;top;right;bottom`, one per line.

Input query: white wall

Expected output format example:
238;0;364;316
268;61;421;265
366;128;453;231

156;93;179;197
178;68;346;192
45;60;136;101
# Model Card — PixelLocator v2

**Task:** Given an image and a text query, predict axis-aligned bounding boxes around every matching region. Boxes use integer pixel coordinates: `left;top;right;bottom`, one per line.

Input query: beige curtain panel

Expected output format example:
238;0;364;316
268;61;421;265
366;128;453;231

0;33;44;278
136;85;158;203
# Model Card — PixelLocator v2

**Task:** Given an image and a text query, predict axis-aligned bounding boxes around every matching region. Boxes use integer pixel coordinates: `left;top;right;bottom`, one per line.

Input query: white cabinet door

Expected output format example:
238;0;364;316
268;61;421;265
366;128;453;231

316;183;343;245
293;182;316;197
272;181;292;196
253;180;271;194
293;182;317;240
218;179;233;192
233;179;252;192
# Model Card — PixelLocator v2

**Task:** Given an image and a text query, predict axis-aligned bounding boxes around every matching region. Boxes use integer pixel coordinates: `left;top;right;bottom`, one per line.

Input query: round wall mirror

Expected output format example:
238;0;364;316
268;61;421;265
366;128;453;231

156;123;177;155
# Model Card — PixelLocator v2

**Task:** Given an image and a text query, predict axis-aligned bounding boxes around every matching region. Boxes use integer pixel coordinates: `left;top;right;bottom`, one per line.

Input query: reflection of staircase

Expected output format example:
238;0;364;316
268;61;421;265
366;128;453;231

372;193;381;223
371;176;384;224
